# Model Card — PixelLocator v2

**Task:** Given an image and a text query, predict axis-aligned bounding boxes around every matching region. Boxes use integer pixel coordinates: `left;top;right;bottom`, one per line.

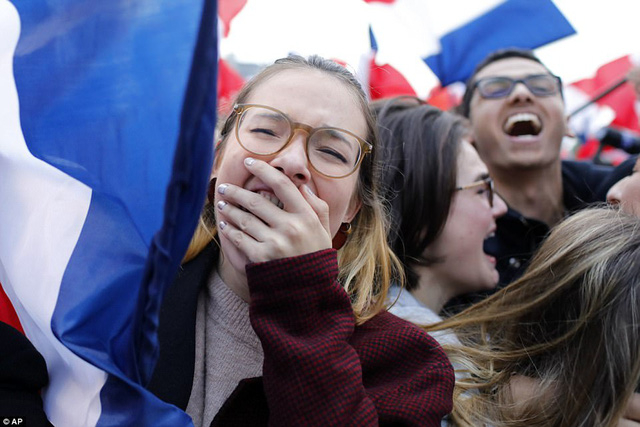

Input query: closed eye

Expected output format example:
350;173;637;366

250;127;279;137
317;147;348;163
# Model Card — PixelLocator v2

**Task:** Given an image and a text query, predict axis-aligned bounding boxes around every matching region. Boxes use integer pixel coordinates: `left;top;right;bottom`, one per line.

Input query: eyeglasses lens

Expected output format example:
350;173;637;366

478;75;559;99
236;106;362;178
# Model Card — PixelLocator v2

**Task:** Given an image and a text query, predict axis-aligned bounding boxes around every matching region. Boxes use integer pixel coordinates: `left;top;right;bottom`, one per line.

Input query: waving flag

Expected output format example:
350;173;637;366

367;27;418;100
564;54;640;163
0;1;217;426
365;0;575;86
570;55;640;133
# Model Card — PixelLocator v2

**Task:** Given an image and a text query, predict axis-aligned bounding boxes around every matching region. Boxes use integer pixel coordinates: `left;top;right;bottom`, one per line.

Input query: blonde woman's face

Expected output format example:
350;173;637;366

213;69;365;270
607;157;640;217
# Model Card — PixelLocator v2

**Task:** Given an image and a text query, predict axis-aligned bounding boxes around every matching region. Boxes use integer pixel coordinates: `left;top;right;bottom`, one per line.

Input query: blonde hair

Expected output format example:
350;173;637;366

185;55;403;324
428;207;640;427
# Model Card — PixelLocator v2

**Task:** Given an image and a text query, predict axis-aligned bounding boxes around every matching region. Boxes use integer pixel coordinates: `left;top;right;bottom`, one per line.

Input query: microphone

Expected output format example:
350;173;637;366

596;127;640;154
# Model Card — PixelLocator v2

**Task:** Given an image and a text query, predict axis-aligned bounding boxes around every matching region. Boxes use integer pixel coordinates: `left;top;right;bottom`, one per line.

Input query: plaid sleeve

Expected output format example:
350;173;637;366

246;249;454;426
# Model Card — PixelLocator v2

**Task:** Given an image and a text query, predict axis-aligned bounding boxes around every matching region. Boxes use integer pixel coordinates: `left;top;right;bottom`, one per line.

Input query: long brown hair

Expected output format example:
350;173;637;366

428;207;640;426
185;55;402;324
373;97;470;291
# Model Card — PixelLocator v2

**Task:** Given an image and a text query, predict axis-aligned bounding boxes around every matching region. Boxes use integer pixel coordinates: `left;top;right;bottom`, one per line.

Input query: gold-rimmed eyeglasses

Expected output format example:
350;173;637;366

233;104;372;179
455;176;495;207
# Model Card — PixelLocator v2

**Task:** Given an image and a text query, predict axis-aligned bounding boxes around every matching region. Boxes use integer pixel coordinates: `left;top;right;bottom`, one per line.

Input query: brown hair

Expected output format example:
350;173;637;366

428;207;640;426
373;97;470;291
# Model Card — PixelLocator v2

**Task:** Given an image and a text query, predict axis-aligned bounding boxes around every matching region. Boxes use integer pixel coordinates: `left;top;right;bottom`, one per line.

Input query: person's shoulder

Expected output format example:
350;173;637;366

561;159;612;178
353;311;454;422
561;160;618;204
0;322;53;426
354;310;446;357
562;156;637;200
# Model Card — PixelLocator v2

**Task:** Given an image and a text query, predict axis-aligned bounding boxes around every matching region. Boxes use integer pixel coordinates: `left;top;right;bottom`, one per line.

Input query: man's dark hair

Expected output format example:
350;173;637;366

458;48;555;118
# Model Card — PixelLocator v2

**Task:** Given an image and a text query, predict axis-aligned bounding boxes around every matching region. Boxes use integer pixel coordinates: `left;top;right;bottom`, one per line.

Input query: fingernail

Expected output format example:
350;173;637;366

217;201;227;210
218;184;228;195
244;157;255;166
304;185;315;196
218;221;227;230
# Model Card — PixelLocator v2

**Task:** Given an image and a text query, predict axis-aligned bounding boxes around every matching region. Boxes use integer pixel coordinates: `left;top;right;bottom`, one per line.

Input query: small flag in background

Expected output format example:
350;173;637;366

0;1;217;426
367;27;418;100
570;55;640;133
364;0;576;87
565;54;640;163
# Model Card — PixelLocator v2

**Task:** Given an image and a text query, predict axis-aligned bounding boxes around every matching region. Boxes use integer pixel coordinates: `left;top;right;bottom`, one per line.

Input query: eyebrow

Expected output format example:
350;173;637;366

473;172;490;182
256;111;288;122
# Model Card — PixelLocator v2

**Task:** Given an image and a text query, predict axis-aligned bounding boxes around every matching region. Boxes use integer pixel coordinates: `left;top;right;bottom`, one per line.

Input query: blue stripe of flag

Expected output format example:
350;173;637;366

424;0;575;86
12;0;217;424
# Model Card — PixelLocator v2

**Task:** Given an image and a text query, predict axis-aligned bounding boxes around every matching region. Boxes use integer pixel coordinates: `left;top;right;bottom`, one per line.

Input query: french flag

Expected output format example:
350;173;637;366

0;1;217;426
364;0;575;95
565;54;640;163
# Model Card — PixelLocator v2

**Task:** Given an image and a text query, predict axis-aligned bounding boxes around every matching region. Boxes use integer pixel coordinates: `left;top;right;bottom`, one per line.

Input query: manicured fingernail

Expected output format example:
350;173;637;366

218;184;228;194
218;221;227;230
304;185;315;196
244;157;255;166
217;201;227;210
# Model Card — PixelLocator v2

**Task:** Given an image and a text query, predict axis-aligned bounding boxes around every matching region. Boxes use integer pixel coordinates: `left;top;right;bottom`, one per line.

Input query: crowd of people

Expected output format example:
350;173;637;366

4;48;640;426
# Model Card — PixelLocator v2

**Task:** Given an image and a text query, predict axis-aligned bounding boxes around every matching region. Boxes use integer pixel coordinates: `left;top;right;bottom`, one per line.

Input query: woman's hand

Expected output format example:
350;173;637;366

618;393;640;426
215;157;333;263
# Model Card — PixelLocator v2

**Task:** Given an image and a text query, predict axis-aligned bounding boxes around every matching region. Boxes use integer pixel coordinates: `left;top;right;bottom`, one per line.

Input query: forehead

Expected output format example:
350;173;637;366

457;141;487;180
474;57;551;80
245;68;366;135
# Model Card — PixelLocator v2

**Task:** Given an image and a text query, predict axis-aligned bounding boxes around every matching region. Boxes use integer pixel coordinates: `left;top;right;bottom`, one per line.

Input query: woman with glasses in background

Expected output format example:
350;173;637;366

373;98;507;331
147;56;454;427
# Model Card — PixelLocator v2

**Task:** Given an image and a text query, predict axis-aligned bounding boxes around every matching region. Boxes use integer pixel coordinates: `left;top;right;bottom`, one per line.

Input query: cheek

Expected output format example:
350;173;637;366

451;202;492;242
317;178;359;237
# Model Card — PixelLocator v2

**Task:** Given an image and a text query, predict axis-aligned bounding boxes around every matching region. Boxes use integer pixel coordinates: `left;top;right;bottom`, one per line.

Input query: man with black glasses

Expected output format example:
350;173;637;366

451;48;634;301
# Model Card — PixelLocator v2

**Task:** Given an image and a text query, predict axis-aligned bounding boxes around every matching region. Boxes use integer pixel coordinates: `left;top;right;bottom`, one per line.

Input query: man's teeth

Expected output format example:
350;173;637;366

257;190;284;209
503;113;542;136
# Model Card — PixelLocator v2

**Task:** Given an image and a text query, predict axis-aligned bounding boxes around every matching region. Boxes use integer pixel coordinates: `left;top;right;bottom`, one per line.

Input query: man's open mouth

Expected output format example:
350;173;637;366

503;113;542;138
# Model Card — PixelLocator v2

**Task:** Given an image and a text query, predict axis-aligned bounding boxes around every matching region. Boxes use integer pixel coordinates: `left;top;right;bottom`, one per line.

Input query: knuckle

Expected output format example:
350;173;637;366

238;214;253;231
282;221;301;238
248;196;262;210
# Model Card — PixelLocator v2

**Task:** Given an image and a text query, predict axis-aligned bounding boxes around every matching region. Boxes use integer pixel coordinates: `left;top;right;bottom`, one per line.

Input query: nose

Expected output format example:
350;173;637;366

492;193;508;218
508;81;534;104
606;178;626;206
268;130;311;187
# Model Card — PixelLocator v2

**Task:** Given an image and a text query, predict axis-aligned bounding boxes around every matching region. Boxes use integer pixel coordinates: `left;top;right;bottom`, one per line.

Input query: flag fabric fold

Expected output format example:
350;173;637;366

365;0;575;87
0;0;217;425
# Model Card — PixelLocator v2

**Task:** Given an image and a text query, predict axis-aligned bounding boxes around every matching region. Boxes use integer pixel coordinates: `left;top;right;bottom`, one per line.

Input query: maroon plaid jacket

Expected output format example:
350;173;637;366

149;243;454;426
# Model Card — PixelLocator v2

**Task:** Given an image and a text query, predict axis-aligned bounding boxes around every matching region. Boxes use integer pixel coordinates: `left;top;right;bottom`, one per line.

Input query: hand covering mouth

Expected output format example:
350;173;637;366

256;190;284;209
503;113;542;137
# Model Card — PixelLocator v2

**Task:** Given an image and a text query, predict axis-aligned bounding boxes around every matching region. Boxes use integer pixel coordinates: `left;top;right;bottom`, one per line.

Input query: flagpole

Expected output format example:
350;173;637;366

568;77;628;118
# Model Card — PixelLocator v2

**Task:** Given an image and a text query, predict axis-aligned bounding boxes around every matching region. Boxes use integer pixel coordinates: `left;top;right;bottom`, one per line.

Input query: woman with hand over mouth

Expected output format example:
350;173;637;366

148;56;454;427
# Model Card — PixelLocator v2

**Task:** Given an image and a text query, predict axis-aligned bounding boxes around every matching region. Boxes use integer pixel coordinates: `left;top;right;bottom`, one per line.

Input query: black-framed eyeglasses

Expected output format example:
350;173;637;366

455;177;495;207
473;74;562;99
233;104;372;179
